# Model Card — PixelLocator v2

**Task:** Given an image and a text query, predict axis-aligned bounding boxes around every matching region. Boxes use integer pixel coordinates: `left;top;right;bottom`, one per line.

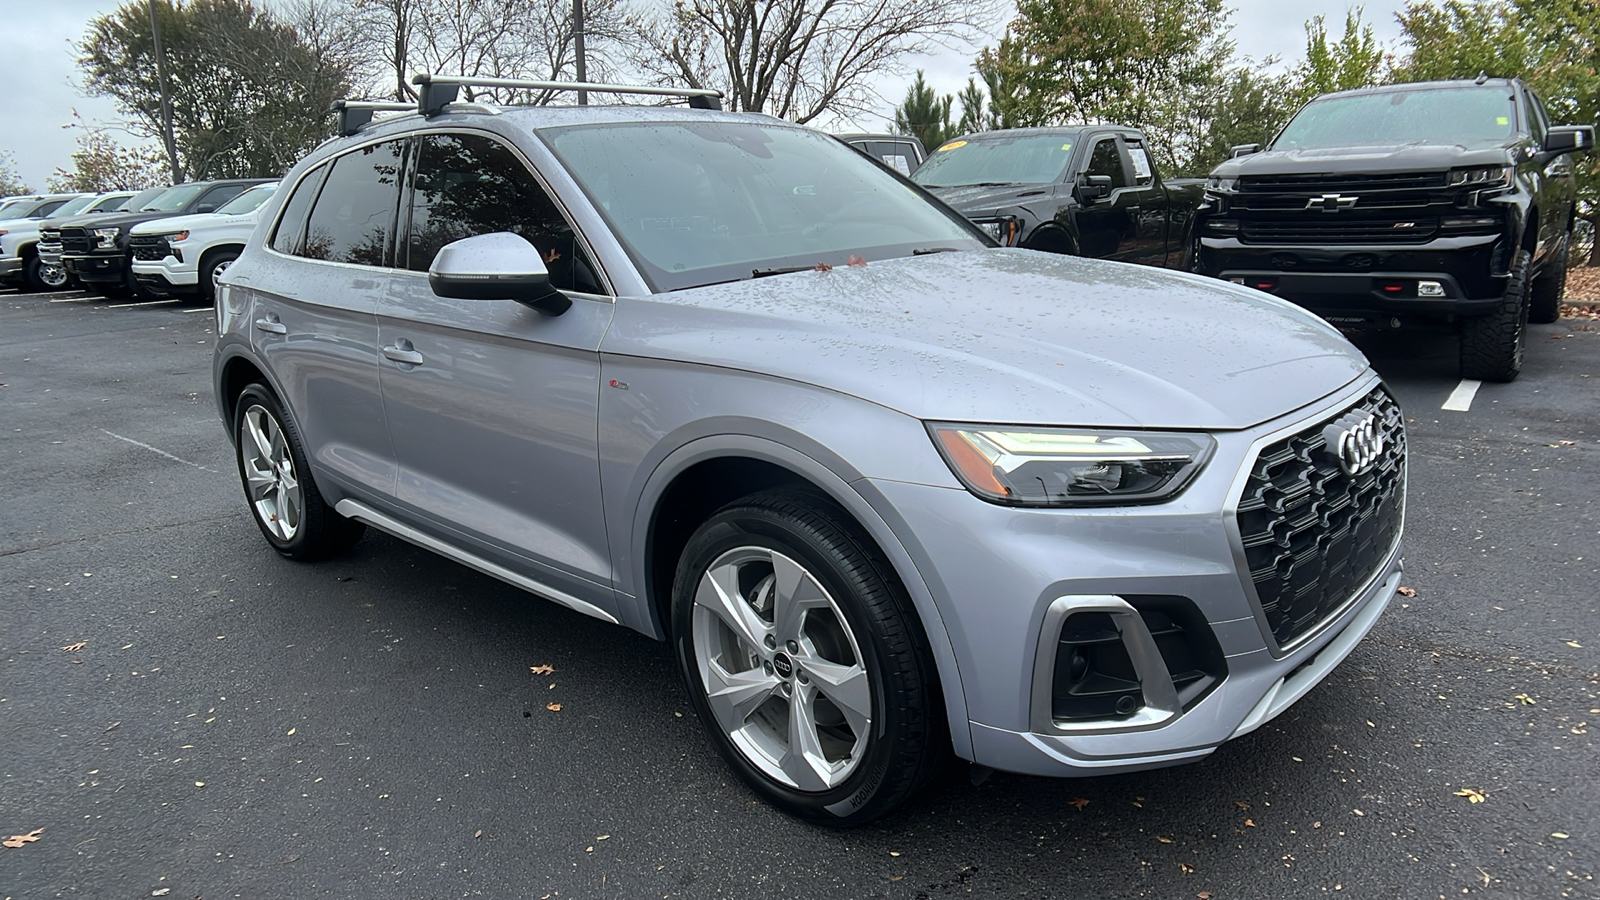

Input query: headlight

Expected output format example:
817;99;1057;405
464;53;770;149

165;231;190;242
1447;166;1512;189
1205;176;1238;194
975;217;1018;246
927;423;1216;507
94;227;122;249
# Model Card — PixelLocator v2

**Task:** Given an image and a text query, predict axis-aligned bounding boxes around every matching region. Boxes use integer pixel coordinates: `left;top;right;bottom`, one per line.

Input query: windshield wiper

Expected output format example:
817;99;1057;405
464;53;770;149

912;247;961;255
751;265;818;278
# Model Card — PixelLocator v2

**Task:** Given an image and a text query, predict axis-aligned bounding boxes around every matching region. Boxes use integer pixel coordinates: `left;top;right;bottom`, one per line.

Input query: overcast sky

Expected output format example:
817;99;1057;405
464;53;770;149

4;0;1409;189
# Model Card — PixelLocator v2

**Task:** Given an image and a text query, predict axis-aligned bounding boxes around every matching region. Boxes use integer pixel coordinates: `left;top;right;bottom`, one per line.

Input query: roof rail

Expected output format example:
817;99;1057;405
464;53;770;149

332;100;418;137
411;73;724;116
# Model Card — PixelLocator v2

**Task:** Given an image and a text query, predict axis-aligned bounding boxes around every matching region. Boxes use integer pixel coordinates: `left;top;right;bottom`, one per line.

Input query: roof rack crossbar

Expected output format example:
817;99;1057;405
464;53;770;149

412;73;724;115
332;100;418;136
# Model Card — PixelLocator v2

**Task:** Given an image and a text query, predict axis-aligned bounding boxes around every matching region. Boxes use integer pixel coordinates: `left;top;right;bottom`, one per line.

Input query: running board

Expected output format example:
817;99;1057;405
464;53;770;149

333;499;619;625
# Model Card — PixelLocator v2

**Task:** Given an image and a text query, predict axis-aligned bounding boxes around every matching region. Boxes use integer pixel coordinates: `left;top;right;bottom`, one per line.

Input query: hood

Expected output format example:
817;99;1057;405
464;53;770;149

130;209;258;236
604;250;1368;430
39;211;133;230
66;210;185;232
1214;143;1515;178
927;183;1057;215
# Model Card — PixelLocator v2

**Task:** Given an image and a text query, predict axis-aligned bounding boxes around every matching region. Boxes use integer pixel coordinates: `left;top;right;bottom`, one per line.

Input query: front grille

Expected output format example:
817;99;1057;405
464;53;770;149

59;227;94;254
1241;216;1438;245
129;235;170;262
1235;388;1406;649
1238;172;1448;193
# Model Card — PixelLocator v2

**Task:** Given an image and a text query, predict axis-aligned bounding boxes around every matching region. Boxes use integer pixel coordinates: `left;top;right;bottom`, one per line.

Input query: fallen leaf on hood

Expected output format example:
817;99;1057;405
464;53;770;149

3;829;43;848
62;642;87;653
813;262;833;271
847;255;868;267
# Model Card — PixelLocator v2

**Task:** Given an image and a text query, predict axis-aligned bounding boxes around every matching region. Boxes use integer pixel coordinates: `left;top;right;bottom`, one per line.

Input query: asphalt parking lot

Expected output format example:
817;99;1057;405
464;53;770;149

2;285;1597;900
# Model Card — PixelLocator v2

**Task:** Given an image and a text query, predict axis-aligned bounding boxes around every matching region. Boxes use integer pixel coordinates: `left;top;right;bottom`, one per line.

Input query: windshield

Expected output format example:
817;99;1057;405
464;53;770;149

543;122;985;292
52;196;96;217
90;193;133;212
216;183;277;215
141;183;207;212
121;188;168;212
1274;87;1518;150
911;134;1078;188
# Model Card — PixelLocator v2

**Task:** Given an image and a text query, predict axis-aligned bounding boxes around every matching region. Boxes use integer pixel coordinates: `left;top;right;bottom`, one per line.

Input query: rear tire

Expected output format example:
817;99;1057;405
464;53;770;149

671;489;947;826
1459;249;1530;383
1529;237;1569;324
232;383;365;560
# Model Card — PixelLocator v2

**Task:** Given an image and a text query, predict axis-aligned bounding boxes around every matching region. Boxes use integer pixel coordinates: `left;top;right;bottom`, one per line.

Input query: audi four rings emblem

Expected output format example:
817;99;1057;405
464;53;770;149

1323;411;1385;476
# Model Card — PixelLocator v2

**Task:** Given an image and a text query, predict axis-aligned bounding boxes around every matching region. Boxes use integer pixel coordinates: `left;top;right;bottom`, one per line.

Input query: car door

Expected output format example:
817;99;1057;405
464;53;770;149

246;143;398;504
377;130;618;609
1072;135;1168;266
1119;136;1174;266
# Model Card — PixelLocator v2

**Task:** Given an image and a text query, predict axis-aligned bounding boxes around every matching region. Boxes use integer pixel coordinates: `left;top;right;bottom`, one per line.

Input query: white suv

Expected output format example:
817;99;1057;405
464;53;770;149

130;182;278;301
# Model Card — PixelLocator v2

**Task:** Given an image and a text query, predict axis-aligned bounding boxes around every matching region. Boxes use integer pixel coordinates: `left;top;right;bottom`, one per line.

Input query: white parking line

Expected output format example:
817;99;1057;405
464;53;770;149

105;298;180;309
100;430;217;473
49;296;92;303
1441;379;1481;412
181;306;213;313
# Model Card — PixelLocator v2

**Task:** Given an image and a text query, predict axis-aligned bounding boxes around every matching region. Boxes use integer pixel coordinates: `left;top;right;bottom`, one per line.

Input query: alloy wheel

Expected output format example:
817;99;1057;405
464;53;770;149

240;403;302;542
691;546;872;791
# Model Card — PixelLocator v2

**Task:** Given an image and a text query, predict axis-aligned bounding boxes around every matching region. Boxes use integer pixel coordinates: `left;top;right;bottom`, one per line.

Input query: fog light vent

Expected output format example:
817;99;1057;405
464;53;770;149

1051;612;1143;721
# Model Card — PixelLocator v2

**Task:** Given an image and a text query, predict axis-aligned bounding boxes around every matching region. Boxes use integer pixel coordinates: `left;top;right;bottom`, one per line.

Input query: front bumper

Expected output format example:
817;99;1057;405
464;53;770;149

862;374;1403;777
131;255;200;293
63;252;128;284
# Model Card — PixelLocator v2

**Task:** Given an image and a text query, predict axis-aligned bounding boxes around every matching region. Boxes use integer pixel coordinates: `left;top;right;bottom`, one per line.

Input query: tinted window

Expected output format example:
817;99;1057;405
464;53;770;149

89;194;133;212
1085;138;1129;188
142;183;207;212
303;140;405;266
195;184;248;212
217;183;277;215
52;196;97;217
271;166;329;256
408;132;602;293
913;134;1078;188
1520;89;1546;142
1124;140;1154;184
35;199;72;218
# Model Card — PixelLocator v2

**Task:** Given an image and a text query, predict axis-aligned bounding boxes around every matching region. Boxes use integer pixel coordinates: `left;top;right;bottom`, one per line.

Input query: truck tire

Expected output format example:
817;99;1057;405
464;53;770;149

1528;237;1569;324
1459;249;1530;383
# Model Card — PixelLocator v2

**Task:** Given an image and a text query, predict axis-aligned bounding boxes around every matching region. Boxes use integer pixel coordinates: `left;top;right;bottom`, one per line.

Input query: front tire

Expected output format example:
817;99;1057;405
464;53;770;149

671;489;946;826
232;384;365;560
1529;236;1569;324
1460;249;1531;383
201;249;239;304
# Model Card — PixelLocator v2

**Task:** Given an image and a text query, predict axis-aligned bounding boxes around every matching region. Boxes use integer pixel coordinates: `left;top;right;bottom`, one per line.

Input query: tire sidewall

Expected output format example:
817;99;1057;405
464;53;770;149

233;384;314;556
671;504;908;824
204;251;239;303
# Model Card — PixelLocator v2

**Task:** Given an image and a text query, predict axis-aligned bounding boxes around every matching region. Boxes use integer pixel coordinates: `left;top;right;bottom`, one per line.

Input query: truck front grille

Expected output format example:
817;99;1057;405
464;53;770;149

1235;388;1406;649
1241;216;1438;245
1238;172;1448;193
129;235;170;262
59;227;94;254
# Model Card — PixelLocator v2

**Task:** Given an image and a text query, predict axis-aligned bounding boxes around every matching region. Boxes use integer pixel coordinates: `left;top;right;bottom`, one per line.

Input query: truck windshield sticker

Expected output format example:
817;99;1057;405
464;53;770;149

1061;143;1073;151
938;140;967;151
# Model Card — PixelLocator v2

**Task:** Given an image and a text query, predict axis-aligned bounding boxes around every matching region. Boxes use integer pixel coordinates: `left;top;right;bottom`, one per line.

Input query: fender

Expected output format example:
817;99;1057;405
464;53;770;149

627;432;976;760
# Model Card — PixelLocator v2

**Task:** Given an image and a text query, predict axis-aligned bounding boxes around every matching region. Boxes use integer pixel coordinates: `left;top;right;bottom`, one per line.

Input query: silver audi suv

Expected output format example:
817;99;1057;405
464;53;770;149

213;77;1406;825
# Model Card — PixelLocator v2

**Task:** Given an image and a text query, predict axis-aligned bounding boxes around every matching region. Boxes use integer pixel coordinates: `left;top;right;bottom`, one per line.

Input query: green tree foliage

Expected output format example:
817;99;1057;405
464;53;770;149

1295;9;1385;104
47;129;168;192
956;78;988;137
0;152;30;196
975;0;1233;171
1393;0;1600;261
1188;67;1297;175
893;71;957;149
78;0;353;181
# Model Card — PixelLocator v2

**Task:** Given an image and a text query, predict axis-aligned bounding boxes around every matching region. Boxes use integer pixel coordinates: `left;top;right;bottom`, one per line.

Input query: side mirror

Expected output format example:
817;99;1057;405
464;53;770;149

1544;125;1596;155
428;232;571;316
195;203;218;214
1230;143;1261;158
1077;174;1113;203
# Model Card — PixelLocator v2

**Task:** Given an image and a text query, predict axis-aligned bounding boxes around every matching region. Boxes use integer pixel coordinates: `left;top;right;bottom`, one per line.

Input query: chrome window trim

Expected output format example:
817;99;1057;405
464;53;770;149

1219;372;1406;658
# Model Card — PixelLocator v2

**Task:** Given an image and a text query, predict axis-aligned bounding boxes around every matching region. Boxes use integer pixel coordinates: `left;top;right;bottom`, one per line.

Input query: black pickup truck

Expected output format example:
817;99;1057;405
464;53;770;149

60;178;270;299
1194;77;1595;382
910;126;1204;269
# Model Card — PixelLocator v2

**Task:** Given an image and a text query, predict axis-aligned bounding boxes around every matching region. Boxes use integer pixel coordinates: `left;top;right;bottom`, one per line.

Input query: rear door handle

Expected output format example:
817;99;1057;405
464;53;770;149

383;339;424;367
253;314;286;335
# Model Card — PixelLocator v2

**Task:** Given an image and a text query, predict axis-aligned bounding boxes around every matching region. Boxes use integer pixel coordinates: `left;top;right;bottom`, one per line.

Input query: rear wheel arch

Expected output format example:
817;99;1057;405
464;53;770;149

218;354;272;435
633;435;973;760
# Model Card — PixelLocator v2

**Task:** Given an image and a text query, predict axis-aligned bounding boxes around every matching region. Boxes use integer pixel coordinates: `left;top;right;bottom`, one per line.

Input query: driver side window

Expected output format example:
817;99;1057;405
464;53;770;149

1085;138;1130;189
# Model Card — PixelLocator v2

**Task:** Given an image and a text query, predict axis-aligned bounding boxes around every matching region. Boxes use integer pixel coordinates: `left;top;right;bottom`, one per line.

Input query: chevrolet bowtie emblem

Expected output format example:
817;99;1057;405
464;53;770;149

1308;193;1359;212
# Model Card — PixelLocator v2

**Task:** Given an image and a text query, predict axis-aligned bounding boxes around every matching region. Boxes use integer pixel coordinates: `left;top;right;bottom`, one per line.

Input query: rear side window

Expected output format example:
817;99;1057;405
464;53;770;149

196;184;247;212
407;132;603;294
270;166;329;256
1085;138;1130;189
302;140;406;267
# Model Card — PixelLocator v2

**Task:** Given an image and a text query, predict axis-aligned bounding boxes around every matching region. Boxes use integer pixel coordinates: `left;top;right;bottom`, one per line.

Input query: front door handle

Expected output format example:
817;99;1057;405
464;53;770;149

253;314;287;335
383;339;424;367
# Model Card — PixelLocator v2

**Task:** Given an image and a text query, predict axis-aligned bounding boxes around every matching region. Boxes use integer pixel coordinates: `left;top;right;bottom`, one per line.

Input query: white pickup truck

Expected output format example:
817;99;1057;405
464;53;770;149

129;182;278;301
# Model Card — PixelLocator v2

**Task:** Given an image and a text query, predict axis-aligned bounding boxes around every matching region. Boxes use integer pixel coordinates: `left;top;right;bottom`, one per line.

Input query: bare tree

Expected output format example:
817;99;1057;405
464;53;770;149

632;0;998;124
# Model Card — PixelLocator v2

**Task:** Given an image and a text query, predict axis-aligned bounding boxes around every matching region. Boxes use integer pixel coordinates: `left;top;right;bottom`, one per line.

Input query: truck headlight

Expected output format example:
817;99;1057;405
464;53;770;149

1447;166;1512;189
975;217;1019;246
1204;176;1238;195
928;424;1215;507
164;231;190;243
94;227;122;249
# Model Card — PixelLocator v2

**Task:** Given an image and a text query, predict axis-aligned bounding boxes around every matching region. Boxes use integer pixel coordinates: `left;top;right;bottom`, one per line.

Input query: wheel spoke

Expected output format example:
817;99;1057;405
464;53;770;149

804;658;872;735
780;686;834;791
771;552;831;645
245;411;275;461
279;480;302;536
695;560;771;651
705;660;781;727
244;464;275;500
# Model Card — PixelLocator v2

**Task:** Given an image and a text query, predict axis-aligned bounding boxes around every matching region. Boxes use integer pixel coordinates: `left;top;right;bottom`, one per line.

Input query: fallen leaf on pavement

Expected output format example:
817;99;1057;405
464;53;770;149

1552;832;1569;839
1244;818;1255;827
530;665;555;675
547;703;563;711
1397;586;1417;597
1454;788;1487;803
3;829;43;848
474;830;482;839
1156;836;1173;844
61;642;87;652
1198;893;1213;899
1178;862;1195;874
1514;694;1536;705
1069;797;1090;810
1565;640;1582;648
